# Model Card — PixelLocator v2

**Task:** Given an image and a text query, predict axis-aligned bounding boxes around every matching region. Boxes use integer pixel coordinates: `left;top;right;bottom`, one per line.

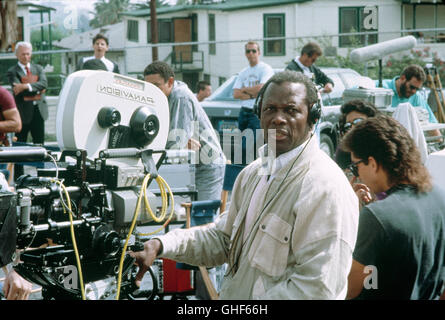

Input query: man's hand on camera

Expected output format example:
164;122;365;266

3;269;32;300
129;239;162;288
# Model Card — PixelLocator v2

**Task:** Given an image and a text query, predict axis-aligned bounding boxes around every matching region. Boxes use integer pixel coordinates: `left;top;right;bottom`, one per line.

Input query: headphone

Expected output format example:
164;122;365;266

253;83;321;125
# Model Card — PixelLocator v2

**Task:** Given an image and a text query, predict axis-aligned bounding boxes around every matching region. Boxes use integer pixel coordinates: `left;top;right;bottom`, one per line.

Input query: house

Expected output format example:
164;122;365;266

16;1;56;47
120;0;445;90
52;22;126;75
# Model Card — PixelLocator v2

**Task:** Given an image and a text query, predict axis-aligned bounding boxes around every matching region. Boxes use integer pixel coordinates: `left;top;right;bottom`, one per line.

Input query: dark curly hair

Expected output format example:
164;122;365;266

143;61;175;82
339;99;380;135
341;115;432;193
401;64;426;83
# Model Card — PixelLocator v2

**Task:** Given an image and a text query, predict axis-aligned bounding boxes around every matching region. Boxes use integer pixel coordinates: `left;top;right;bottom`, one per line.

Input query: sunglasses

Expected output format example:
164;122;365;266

348;159;365;177
245;49;257;54
343;118;365;133
409;84;421;91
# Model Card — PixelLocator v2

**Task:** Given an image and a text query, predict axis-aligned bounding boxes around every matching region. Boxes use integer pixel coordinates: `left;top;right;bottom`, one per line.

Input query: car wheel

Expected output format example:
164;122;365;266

320;133;335;158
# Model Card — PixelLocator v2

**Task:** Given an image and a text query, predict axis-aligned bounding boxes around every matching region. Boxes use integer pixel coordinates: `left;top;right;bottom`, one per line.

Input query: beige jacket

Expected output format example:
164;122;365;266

158;137;359;299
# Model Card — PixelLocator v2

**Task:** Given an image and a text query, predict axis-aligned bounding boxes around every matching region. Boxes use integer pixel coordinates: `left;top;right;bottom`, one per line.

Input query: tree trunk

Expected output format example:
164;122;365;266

0;0;18;52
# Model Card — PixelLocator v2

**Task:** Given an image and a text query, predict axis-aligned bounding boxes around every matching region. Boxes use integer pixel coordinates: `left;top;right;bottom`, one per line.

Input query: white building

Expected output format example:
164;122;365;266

121;0;445;90
16;1;56;46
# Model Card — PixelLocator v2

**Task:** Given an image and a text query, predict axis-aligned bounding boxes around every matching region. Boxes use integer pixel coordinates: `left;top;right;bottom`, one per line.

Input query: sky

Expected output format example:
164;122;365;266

68;0;178;9
29;0;178;12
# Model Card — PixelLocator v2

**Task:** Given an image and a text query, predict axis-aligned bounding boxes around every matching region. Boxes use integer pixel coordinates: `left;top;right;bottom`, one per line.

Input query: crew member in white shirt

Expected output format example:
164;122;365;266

233;41;274;164
76;33;120;73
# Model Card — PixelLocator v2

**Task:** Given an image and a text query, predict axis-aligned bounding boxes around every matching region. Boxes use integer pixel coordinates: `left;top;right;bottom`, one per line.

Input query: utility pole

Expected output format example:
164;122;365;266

150;0;158;61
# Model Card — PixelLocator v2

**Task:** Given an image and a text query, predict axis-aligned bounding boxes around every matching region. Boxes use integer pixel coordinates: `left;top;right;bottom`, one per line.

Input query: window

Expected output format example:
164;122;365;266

208;14;216;55
147;19;172;43
264;14;285;56
127;20;139;42
218;76;226;86
339;7;378;47
17;17;24;41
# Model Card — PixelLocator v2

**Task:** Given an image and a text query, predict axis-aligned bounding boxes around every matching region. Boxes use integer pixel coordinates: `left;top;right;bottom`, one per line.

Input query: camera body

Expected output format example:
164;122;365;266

0;71;172;299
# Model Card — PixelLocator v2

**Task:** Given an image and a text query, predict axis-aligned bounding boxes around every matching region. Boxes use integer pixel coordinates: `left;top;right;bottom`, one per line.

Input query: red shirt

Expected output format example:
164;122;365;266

0;86;17;117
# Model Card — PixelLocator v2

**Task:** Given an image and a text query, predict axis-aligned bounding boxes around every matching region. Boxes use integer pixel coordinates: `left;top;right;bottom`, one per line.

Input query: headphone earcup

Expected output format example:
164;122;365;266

253;95;261;118
309;102;321;124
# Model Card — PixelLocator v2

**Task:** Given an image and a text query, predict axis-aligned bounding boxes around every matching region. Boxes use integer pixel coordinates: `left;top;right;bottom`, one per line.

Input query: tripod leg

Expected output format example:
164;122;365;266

434;73;445;123
428;74;445;123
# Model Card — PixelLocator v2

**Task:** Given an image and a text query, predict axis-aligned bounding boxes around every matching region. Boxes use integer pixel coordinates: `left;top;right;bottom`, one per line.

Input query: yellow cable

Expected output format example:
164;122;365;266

115;173;150;300
137;175;175;237
52;179;86;300
142;175;168;223
115;173;175;300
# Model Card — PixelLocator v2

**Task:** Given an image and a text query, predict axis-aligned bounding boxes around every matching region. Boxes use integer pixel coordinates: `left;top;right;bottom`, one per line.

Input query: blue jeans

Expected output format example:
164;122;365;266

238;108;261;165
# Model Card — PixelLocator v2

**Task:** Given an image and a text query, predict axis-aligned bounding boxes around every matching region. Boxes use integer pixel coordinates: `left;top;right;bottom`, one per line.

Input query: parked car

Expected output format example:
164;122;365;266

201;67;365;162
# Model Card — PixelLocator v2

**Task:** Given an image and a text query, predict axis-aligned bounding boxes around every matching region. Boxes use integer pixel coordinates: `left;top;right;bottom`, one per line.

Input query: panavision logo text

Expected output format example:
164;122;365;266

97;85;154;105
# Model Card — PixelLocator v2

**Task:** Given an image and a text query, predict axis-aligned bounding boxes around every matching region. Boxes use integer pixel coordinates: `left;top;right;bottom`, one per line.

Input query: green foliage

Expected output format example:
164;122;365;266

90;0;131;28
31;27;68;47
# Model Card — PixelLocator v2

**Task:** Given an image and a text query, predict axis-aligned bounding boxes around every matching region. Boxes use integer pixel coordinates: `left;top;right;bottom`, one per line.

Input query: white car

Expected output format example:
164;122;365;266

201;67;365;161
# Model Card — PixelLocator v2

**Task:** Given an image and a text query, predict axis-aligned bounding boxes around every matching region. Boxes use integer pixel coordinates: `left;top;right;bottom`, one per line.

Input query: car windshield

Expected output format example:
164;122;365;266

321;73;345;105
207;75;237;101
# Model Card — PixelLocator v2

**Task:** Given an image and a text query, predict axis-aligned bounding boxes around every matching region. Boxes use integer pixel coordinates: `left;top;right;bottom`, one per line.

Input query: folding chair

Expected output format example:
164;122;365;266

178;199;222;299
220;164;245;213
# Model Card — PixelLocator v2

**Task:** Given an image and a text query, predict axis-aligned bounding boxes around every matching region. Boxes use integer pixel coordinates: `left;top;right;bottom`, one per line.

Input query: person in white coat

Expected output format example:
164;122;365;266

131;71;359;299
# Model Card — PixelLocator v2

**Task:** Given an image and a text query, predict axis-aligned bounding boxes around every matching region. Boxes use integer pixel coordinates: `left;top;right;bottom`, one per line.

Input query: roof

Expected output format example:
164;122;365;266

400;0;443;3
122;0;310;17
18;1;56;11
52;22;125;51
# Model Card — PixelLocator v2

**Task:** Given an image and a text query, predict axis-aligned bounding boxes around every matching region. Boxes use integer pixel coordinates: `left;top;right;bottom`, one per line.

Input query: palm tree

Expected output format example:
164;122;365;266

90;0;131;28
133;0;169;9
0;0;18;52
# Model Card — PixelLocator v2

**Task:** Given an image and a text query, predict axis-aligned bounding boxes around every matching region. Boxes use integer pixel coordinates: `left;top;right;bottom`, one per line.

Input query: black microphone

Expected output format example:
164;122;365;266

0;147;50;163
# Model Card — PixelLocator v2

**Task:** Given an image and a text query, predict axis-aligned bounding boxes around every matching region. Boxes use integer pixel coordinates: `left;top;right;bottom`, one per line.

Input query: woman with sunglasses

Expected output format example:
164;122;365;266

335;100;381;205
335;99;380;170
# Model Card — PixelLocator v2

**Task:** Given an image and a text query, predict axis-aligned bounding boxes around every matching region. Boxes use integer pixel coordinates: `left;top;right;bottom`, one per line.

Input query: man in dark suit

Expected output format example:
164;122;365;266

76;34;120;73
7;41;48;180
7;41;48;145
286;42;334;93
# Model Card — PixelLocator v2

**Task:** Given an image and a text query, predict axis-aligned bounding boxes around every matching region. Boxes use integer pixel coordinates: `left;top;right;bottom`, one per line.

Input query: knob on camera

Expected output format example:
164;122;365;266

97;107;122;128
130;106;160;147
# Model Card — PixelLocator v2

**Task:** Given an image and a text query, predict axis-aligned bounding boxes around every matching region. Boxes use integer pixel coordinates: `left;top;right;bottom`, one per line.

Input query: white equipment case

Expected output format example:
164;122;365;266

343;88;394;109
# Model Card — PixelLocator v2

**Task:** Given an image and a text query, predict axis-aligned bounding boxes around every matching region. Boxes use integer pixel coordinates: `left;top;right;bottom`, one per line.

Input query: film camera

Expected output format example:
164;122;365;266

0;71;173;300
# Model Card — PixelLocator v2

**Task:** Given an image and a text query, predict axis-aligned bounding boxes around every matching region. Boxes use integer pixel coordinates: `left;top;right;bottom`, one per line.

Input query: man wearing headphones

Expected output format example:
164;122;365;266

131;71;359;299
